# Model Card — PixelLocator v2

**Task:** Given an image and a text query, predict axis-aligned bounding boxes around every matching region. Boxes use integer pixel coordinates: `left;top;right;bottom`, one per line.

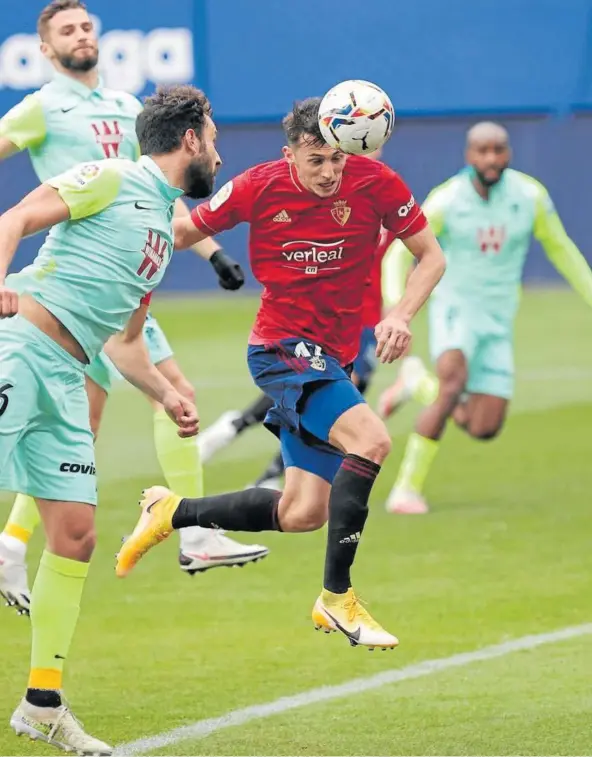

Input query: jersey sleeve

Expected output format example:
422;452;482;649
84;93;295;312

46;161;124;220
378;165;428;239
0;93;46;151
140;292;152;306
532;180;592;308
190;171;253;235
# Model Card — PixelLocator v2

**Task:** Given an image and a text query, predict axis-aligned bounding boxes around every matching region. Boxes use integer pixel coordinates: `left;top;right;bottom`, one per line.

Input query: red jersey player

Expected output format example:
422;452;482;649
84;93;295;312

195;149;396;488
118;98;445;650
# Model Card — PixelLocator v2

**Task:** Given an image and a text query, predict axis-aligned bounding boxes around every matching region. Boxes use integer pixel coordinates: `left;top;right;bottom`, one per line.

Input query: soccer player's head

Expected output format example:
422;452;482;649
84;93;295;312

137;85;221;200
465;122;511;187
282;97;347;198
38;0;98;74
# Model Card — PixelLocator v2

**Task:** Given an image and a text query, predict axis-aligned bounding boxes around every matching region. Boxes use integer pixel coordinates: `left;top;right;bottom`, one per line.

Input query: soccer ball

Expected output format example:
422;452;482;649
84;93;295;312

318;80;395;155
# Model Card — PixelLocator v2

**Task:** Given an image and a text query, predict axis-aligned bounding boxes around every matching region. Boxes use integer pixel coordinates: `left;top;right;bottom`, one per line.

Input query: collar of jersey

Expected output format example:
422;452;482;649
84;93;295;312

462;165;507;199
52;71;105;100
137;155;184;201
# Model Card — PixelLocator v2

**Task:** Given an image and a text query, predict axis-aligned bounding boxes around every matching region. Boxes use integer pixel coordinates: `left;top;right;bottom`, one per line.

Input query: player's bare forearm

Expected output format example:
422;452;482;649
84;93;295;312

174;199;220;259
104;330;173;404
173;214;208;250
389;226;445;322
0;185;70;281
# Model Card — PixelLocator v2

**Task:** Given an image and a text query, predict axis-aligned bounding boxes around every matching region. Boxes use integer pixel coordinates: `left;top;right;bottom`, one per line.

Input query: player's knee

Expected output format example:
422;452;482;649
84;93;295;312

356;423;391;464
56;522;96;562
278;495;327;532
468;422;502;441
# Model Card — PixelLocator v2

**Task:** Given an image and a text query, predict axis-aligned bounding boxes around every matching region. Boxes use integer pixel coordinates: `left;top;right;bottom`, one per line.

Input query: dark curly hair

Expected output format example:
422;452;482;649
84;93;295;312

136;85;213;155
282;97;325;147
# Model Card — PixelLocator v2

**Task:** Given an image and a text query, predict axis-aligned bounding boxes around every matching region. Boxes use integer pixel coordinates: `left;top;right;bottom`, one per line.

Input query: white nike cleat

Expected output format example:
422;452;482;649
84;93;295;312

385;487;429;515
378;356;428;419
196;410;242;463
0;541;31;615
10;698;112;755
179;530;269;575
312;588;399;650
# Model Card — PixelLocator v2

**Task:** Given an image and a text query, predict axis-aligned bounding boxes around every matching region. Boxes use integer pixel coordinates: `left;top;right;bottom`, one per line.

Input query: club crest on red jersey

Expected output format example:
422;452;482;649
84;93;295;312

331;199;351;226
137;229;168;281
477;225;506;254
91;120;124;158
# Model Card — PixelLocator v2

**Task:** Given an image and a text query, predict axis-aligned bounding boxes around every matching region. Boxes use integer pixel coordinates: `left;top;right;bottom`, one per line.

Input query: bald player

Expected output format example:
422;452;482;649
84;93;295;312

381;122;592;514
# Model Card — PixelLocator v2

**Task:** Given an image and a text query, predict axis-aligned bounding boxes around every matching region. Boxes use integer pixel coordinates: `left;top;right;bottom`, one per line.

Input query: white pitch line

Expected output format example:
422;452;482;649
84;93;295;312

115;622;592;755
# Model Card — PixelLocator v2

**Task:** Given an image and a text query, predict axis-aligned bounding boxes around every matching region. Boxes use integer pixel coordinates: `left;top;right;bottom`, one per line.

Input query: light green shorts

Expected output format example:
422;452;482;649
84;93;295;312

0;316;97;505
85;313;174;394
429;297;514;400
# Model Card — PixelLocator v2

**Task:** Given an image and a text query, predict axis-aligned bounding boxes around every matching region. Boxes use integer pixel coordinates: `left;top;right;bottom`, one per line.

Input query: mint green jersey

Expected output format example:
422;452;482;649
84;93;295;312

415;167;592;321
0;72;141;181
16;156;182;361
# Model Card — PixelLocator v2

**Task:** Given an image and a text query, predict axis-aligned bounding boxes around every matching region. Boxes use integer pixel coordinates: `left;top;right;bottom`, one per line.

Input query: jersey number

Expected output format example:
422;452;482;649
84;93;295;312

0;383;13;418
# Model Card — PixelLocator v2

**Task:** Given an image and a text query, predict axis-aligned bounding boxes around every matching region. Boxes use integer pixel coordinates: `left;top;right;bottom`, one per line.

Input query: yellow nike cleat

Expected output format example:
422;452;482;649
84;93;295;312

116;486;181;578
312;588;399;650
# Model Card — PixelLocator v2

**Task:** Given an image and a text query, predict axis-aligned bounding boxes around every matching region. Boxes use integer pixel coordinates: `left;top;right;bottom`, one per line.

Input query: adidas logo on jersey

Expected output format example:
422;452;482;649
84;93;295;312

339;532;361;544
273;209;291;223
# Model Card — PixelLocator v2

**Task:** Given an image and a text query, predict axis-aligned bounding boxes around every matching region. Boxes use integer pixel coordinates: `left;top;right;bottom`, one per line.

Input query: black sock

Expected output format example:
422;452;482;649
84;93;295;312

324;454;381;594
26;688;62;709
255;451;285;486
172;488;282;532
232;394;274;435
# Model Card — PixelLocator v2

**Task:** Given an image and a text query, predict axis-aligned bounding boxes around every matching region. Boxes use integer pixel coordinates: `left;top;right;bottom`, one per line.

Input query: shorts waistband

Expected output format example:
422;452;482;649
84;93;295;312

6;315;85;373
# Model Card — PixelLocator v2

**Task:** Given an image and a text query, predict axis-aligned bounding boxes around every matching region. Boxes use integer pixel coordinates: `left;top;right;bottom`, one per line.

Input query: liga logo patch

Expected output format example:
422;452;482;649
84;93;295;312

73;163;101;186
210;181;233;212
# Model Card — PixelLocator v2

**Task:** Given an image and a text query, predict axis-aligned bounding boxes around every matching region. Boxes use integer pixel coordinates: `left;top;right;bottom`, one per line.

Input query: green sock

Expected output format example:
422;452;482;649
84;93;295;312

154;409;206;546
29;551;89;692
395;432;440;495
153;409;204;497
413;372;439;406
3;494;41;545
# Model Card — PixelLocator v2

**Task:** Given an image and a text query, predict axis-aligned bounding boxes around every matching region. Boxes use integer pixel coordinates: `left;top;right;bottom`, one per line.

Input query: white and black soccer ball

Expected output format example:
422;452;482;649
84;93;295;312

318;80;395;155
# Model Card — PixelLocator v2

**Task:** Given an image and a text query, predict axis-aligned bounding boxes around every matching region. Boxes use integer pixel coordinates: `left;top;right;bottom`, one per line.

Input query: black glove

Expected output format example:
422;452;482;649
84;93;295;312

210;249;245;291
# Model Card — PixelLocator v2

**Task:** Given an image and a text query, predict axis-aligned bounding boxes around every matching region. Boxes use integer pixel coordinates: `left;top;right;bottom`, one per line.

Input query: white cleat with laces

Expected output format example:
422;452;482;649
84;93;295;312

10;698;112;755
179;528;269;575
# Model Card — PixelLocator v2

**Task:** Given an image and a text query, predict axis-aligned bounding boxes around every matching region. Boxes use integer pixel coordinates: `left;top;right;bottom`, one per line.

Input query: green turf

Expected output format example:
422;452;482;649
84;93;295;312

0;289;591;756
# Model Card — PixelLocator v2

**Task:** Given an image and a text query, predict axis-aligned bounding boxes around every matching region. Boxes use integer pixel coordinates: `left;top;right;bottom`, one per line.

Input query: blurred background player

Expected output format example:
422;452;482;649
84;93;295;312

0;83;215;754
116;98;446;649
381;121;592;515
196;149;396;490
0;0;267;614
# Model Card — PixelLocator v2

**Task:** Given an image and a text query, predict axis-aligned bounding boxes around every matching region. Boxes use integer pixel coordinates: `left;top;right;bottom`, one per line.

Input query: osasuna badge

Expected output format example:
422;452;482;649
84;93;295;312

331;199;351;226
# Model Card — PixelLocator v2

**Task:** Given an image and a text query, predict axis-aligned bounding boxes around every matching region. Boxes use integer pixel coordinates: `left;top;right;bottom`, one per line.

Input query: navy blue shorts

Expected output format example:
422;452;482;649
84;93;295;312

352;326;378;385
247;338;365;483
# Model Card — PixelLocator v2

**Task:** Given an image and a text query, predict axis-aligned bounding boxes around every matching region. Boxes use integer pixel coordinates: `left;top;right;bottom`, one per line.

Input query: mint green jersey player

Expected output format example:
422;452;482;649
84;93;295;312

0;72;173;391
0;156;182;505
408;168;592;399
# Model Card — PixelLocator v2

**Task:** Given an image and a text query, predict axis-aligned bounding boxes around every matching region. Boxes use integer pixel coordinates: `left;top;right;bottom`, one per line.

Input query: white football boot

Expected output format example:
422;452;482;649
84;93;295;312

378;356;429;418
0;537;31;615
196;410;241;463
11;698;112;755
179;527;269;575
